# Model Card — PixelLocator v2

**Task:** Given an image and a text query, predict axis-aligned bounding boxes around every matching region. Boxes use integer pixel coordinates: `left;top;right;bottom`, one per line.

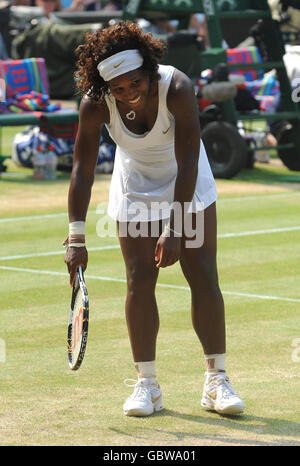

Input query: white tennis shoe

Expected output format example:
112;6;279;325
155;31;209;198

123;377;163;417
201;372;245;415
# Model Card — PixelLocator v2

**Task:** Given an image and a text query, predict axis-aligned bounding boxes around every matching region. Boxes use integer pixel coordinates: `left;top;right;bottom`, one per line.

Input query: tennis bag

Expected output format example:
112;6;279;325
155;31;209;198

12;125;115;172
12;125;75;170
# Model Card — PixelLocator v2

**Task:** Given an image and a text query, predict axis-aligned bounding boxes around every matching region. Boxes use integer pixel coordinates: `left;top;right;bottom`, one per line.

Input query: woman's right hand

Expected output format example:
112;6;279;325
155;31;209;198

155;234;181;269
64;246;88;287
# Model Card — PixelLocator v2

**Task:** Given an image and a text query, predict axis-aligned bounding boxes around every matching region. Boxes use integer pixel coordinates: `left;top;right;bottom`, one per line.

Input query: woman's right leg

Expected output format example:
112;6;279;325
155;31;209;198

118;222;164;416
118;222;160;363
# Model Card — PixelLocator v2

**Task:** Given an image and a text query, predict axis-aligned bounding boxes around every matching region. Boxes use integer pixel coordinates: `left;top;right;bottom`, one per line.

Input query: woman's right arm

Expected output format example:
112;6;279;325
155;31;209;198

65;96;108;285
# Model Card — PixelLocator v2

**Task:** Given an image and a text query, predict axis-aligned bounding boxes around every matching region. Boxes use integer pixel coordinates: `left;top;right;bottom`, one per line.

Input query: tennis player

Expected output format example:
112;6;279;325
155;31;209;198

64;21;245;416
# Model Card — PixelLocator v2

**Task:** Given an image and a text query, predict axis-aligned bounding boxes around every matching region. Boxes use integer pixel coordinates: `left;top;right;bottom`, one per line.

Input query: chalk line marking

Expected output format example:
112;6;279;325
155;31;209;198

1;225;299;261
1;191;300;223
1;265;299;304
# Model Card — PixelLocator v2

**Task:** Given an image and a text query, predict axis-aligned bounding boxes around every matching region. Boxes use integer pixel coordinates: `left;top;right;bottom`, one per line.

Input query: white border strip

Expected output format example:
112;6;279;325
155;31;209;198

0;265;300;303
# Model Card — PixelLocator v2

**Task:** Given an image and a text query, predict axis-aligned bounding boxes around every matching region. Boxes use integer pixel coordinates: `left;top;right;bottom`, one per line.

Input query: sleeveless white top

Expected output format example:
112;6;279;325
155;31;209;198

104;65;217;222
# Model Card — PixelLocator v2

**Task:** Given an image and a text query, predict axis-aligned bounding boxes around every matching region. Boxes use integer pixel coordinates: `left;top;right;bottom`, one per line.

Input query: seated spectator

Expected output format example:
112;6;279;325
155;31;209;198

0;33;8;59
35;0;61;18
101;0;122;10
189;13;228;49
13;1;33;5
137;17;178;34
62;0;98;10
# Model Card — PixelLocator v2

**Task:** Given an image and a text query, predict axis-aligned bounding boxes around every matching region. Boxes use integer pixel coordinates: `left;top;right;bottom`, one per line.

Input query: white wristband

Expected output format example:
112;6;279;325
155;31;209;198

69;221;86;236
68;243;86;248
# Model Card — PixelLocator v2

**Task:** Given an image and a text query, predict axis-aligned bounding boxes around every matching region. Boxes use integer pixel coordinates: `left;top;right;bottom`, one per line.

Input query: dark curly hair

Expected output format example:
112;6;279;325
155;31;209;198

75;21;167;101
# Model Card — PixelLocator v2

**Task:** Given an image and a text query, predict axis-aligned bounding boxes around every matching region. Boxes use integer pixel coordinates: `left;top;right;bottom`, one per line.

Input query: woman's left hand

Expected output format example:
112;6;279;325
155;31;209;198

155;234;181;268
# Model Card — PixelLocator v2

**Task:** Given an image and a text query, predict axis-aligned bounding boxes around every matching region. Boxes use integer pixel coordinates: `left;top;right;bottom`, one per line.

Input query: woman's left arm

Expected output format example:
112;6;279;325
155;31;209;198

155;70;200;268
168;69;200;215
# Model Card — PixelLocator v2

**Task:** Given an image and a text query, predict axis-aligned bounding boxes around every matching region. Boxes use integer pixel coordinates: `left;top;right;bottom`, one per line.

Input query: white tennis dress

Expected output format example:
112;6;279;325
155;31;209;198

105;65;217;222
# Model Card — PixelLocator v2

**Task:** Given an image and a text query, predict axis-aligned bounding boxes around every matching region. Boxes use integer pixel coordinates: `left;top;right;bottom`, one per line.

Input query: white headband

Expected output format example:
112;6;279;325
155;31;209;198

97;49;144;82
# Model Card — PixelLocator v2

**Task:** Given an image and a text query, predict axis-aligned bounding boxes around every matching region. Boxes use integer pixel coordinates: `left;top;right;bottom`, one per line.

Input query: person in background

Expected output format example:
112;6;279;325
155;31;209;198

35;0;61;18
0;33;8;60
62;0;98;11
189;13;229;49
137;17;178;35
101;0;122;10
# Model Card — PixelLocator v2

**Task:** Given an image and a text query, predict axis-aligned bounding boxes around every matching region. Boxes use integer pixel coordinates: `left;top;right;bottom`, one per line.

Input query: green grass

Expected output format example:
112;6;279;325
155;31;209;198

0;127;300;446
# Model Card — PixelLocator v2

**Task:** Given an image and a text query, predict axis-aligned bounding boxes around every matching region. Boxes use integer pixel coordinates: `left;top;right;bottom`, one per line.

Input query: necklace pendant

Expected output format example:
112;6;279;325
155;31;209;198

126;110;136;120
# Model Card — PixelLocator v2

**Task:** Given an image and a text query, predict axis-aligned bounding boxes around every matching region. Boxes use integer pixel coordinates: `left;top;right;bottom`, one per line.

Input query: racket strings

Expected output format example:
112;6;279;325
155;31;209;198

67;267;89;370
70;289;84;361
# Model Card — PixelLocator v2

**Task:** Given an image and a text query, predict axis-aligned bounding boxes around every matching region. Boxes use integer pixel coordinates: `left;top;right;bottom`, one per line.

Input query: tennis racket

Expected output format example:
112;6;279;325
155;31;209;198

67;266;89;370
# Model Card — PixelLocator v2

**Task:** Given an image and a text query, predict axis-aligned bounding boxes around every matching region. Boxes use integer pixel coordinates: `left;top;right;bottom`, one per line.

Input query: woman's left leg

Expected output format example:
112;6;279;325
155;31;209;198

179;202;226;356
179;202;245;414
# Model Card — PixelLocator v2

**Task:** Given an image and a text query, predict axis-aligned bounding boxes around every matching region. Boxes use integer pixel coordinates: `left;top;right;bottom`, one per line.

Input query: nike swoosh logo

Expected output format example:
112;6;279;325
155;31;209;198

204;390;217;400
162;126;171;134
151;395;161;404
114;60;125;68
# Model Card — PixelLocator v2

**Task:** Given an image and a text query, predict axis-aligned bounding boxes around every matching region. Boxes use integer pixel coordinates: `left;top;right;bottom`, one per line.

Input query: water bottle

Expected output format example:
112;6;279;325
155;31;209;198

33;144;46;180
45;144;58;180
251;130;270;163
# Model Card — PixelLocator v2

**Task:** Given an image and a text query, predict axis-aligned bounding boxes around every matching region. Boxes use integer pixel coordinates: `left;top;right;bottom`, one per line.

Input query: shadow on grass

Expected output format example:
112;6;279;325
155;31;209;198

233;163;300;187
159;409;300;446
110;409;300;446
0;172;71;185
2;156;300;188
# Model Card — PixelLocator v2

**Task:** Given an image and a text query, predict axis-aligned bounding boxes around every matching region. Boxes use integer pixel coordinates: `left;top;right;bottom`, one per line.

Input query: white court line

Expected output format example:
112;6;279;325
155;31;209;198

0;245;120;261
1;265;300;304
218;225;300;238
1;191;300;223
217;191;300;203
0;209;97;224
1;224;300;262
0;212;68;223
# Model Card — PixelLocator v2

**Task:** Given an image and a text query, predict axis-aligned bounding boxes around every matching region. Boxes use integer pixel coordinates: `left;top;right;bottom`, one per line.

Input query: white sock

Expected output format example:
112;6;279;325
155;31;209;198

135;360;156;380
204;353;226;373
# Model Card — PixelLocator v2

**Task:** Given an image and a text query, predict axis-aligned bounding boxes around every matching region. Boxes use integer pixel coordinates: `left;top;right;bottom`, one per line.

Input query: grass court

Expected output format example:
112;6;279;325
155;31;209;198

0;126;300;446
